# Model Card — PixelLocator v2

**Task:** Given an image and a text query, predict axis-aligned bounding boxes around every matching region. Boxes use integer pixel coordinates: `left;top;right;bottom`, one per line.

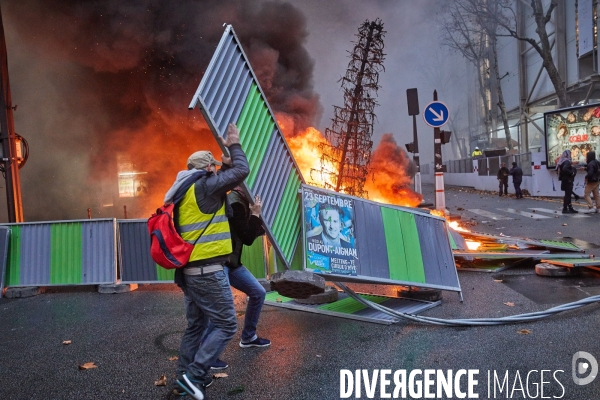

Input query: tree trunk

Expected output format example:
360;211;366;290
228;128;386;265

490;19;513;150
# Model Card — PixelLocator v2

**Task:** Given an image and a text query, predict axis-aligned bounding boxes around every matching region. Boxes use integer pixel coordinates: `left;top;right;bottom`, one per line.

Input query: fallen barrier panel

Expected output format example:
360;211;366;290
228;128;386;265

1;219;117;287
188;24;303;270
301;185;461;293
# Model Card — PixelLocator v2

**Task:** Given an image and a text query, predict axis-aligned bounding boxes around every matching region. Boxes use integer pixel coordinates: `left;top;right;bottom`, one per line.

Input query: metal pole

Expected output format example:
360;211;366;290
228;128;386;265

0;6;23;222
433;90;446;213
412;114;421;194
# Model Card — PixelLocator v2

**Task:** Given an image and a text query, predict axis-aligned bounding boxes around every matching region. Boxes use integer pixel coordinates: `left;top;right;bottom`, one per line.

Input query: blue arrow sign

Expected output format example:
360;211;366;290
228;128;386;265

423;101;449;128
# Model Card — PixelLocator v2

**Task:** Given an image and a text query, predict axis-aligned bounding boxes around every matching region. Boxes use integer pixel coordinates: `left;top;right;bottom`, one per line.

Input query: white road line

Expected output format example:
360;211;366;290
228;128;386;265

498;208;551;219
528;208;590;218
468;209;514;220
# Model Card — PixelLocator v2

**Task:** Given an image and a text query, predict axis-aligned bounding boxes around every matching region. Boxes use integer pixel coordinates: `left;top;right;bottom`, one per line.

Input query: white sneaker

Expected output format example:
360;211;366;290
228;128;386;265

585;208;598;214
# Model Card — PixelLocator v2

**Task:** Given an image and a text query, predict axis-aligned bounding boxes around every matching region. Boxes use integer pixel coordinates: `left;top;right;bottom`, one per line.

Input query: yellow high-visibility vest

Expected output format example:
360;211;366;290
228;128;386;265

177;184;232;262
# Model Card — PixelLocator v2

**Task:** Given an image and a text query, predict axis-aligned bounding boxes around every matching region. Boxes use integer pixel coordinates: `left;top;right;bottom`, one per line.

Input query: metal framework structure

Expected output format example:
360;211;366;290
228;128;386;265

313;19;385;197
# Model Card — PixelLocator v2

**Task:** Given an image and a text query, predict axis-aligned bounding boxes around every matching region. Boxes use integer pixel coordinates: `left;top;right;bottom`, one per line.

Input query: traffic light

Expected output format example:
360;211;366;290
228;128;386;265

405;142;415;153
438;130;452;144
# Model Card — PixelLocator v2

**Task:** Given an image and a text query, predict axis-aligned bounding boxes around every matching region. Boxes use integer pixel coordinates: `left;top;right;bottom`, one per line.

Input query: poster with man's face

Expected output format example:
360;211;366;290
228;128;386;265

303;187;358;276
545;104;600;168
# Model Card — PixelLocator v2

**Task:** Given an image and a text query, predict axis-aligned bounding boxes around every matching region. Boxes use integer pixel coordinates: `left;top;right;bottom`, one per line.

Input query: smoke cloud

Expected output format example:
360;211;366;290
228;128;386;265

3;0;321;220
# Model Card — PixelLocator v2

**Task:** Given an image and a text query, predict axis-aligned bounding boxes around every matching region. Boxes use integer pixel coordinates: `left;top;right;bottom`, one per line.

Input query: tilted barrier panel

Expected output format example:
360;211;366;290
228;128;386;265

188;25;303;269
2;219;117;287
301;185;461;292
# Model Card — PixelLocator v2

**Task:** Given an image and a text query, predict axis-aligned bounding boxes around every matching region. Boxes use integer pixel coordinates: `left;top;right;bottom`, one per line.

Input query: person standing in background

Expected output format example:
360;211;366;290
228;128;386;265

556;150;579;214
509;162;523;199
583;150;600;214
497;162;509;196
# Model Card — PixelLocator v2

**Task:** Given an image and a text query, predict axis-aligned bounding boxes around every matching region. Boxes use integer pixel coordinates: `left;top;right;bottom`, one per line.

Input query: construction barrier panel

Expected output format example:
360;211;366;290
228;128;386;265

301;185;462;293
1;219;117;287
118;219;267;283
0;227;9;297
189;24;303;270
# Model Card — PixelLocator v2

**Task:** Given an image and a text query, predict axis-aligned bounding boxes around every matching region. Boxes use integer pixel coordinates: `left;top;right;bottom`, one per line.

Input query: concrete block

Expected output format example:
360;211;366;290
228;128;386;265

270;270;325;299
98;283;138;294
4;286;40;298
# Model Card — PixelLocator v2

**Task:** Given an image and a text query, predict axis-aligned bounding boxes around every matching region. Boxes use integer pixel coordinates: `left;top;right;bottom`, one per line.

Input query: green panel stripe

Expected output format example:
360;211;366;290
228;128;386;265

236;84;261;141
317;294;388;314
155;264;175;281
381;209;426;283
265;291;294;303
271;170;298;240
289;237;303;271
540;240;579;249
239;89;263;148
241;238;266;279
50;223;82;284
246;119;274;187
397;211;426;283
6;225;21;286
243;108;269;163
280;206;301;259
448;231;457;250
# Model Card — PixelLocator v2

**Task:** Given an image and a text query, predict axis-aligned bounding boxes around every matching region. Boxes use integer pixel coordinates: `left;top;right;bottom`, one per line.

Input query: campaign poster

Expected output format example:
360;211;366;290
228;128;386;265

545;104;600;168
302;187;358;276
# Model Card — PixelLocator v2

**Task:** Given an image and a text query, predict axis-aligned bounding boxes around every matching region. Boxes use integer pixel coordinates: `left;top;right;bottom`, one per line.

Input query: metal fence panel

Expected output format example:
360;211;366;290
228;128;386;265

1;219;116;287
189;25;303;269
0;227;9;298
478;158;487;176
301;185;461;292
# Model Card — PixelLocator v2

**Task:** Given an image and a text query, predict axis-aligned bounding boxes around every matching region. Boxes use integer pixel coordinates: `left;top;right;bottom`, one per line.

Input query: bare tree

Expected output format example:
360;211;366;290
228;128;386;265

441;0;514;151
487;0;513;151
471;0;568;107
440;0;492;142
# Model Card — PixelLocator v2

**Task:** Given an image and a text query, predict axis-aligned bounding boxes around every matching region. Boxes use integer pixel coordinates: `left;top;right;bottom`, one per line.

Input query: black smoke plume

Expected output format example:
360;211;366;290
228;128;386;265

3;0;321;220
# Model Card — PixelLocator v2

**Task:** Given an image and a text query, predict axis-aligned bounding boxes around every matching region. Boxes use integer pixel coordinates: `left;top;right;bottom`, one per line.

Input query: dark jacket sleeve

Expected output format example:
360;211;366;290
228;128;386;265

195;143;250;214
229;202;266;246
586;161;600;181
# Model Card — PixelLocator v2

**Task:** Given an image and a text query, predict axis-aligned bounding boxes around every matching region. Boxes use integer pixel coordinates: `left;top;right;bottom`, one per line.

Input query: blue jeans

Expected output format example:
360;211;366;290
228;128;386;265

226;265;266;342
202;265;266;344
177;270;237;381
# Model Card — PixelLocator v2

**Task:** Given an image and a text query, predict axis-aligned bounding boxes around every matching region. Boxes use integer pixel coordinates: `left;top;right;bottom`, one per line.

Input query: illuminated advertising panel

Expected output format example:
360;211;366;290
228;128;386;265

545;103;600;169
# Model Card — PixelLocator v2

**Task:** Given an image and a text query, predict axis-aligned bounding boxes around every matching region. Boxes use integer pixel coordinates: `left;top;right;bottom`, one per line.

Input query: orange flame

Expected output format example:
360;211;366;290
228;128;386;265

447;220;481;250
278;116;422;207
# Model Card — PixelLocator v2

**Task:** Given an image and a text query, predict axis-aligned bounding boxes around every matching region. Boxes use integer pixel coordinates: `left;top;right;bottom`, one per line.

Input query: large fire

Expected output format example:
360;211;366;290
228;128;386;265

279;116;422;207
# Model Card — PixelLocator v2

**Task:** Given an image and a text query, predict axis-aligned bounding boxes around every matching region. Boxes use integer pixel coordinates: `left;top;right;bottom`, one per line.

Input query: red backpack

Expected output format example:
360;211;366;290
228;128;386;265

148;203;193;269
148;171;214;269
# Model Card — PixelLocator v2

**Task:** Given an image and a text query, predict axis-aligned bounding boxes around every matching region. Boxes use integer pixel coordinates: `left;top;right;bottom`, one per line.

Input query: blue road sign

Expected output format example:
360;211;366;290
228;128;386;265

423;101;449;128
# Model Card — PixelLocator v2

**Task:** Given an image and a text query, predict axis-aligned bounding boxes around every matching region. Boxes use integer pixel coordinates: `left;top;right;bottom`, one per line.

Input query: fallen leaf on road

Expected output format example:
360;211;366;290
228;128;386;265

78;362;98;370
168;356;178;361
517;329;531;335
213;373;228;379
562;223;567;226
493;279;503;283
154;375;167;386
504;302;515;307
62;340;72;345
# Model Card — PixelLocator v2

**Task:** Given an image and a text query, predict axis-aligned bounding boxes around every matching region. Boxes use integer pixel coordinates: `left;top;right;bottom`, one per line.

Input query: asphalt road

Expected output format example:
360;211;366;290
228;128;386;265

2;183;600;399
